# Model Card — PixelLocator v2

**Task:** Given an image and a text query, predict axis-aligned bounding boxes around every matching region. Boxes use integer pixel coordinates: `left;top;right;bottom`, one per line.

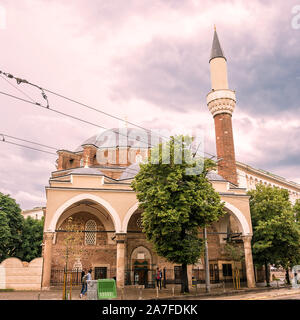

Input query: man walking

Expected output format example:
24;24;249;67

156;267;162;290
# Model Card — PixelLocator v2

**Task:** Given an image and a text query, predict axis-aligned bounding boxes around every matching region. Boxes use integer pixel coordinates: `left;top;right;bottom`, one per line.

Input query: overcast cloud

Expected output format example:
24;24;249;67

0;0;299;209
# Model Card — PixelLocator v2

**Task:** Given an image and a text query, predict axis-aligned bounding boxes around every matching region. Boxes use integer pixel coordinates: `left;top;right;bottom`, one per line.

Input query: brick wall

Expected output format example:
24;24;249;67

214;113;237;185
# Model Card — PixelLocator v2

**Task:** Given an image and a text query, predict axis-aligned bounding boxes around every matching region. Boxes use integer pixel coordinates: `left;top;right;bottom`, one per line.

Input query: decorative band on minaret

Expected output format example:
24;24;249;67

207;27;238;185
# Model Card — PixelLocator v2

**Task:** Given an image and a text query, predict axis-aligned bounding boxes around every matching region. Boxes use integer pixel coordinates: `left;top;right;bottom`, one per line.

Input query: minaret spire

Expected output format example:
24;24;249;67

210;26;226;63
206;28;238;185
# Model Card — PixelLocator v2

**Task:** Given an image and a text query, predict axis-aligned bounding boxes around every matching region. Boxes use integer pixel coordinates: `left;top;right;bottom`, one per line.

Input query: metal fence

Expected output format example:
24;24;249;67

51;269;84;286
51;267;247;288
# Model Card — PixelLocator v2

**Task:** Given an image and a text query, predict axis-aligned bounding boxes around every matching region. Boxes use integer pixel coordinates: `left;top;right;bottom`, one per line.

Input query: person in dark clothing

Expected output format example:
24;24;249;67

80;270;86;298
156;267;162;289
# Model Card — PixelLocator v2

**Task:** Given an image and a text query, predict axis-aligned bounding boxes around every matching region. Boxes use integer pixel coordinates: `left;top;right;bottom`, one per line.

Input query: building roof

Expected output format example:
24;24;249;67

206;170;227;181
75;128;154;152
68;167;104;175
119;163;227;182
119;162;141;180
210;28;226;62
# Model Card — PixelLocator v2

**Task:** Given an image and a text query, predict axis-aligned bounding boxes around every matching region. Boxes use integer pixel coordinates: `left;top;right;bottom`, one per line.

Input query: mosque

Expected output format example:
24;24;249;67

41;30;300;289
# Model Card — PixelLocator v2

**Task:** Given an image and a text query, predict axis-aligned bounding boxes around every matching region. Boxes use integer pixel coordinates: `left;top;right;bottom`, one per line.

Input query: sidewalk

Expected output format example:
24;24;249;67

0;283;294;300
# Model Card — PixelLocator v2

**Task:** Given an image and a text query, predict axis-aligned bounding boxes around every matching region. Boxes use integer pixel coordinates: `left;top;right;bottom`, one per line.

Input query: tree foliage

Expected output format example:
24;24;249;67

132;136;225;292
0;209;11;261
16;216;44;262
0;192;44;262
248;184;300;285
0;192;24;260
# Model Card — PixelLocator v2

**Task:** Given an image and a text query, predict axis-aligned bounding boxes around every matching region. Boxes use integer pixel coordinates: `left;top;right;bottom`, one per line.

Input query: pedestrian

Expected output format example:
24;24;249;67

156;267;162;289
80;270;86;298
80;268;92;298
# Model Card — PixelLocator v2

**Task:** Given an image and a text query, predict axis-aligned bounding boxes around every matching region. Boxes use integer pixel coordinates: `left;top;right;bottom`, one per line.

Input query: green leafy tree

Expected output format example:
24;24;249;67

132;136;225;293
16;216;44;262
0;192;24;259
0;209;11;262
248;184;300;286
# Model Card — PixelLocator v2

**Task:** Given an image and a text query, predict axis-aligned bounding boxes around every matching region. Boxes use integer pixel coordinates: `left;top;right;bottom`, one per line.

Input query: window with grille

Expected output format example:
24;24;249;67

85;220;97;245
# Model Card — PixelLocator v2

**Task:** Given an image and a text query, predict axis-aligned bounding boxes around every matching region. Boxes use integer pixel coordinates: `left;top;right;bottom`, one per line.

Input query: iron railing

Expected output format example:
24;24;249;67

50;267;247;287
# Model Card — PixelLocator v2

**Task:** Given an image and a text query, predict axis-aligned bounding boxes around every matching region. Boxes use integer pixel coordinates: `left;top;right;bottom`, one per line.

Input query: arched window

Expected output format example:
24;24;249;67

85;220;97;245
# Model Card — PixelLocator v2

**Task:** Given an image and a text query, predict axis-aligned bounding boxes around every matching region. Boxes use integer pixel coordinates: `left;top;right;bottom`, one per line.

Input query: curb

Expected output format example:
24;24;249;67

150;285;292;300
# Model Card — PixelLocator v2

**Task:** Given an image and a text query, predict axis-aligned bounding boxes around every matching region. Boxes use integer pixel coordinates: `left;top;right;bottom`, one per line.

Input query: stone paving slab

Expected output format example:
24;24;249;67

0;284;293;300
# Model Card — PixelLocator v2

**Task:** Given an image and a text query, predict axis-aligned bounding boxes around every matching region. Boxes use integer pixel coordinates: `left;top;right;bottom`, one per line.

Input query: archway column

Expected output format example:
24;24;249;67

116;233;127;288
41;232;55;290
242;235;256;288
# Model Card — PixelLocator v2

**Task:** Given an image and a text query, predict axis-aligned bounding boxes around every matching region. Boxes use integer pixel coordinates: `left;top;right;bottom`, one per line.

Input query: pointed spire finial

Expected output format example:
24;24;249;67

209;27;226;63
214;24;216;31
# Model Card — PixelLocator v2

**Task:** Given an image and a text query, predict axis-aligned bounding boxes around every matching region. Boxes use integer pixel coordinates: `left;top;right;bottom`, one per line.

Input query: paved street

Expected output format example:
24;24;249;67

188;288;300;300
1;285;299;300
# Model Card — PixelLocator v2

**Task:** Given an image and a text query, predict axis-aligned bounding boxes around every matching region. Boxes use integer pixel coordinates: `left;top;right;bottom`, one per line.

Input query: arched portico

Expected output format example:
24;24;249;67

122;200;255;288
47;193;122;233
42;193;122;289
122;201;251;236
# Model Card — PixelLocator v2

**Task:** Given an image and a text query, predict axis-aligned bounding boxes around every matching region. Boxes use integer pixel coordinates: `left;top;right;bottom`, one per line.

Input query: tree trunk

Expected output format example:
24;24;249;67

285;268;290;285
264;261;270;287
180;263;189;293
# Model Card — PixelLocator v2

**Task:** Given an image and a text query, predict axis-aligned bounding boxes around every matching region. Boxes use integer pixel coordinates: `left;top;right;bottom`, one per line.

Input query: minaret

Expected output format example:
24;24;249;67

207;27;238;185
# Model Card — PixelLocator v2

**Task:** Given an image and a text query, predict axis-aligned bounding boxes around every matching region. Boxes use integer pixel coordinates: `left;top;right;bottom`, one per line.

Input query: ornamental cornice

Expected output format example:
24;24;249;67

207;89;236;116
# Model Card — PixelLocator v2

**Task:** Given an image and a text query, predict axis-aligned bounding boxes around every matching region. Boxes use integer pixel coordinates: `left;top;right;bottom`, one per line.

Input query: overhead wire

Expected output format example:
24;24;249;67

0;133;57;151
0;139;57;155
0;133;254;184
0;76;248;182
0;69;221;160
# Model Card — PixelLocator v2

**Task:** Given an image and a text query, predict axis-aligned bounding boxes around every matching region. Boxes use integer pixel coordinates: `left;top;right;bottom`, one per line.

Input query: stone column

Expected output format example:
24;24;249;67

242;235;256;288
41;232;55;290
116;233;126;288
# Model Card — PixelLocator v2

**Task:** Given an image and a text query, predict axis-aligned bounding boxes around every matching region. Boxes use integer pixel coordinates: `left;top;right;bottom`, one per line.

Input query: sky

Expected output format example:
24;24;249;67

0;0;299;210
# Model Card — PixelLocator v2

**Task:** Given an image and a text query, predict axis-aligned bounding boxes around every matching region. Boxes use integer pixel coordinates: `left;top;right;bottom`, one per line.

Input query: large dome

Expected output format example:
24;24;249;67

75;128;156;152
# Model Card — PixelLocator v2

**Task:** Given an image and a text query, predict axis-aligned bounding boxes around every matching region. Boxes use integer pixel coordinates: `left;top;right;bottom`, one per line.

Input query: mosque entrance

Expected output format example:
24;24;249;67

132;260;149;285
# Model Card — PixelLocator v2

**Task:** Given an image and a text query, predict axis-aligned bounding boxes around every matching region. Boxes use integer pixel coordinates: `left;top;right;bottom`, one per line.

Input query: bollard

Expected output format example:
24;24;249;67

223;280;226;293
156;286;159;298
172;285;175;297
138;286;143;300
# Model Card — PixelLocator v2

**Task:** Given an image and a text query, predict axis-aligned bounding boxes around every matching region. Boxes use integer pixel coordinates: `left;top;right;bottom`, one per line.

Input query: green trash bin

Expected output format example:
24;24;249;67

97;279;117;299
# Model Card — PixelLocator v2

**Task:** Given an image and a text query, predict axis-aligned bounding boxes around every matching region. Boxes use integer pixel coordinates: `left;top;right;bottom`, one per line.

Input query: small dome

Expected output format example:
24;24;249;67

119;162;141;180
75;128;154;152
206;170;226;181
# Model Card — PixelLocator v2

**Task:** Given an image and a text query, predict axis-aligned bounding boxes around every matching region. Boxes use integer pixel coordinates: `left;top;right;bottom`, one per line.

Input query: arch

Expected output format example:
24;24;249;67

123;202;140;232
130;245;152;262
47;193;122;233
123;201;251;236
223;201;251;235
